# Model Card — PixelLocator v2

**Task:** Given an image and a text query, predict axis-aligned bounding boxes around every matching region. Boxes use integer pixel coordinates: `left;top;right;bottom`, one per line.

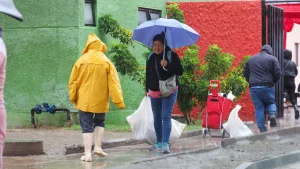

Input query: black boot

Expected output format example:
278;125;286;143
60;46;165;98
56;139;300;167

295;110;299;120
293;105;299;120
269;115;277;128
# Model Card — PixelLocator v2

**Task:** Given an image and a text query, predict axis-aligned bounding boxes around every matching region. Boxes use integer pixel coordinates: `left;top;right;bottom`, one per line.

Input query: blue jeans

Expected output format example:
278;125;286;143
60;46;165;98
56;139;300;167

150;90;178;144
79;111;106;133
250;87;276;131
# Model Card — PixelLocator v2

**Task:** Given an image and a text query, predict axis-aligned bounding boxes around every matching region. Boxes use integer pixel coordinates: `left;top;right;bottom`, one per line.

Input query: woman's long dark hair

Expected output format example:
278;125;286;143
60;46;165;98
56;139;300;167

152;32;171;53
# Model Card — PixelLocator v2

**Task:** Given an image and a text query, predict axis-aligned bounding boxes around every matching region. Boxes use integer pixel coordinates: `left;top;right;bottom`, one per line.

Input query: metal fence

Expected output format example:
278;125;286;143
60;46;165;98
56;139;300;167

262;1;284;118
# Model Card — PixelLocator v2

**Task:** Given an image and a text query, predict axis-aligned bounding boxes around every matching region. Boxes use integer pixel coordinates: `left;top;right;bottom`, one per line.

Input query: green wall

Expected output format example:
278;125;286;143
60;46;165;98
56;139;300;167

0;0;204;128
0;0;81;127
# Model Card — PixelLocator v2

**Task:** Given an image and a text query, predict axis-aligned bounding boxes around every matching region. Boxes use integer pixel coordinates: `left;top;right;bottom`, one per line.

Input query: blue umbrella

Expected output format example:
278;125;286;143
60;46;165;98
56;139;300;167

132;18;200;49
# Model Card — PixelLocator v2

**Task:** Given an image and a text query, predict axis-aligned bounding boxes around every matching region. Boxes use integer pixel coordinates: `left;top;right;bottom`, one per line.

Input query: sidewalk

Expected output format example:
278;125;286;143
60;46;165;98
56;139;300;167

3;107;300;169
5;128;133;155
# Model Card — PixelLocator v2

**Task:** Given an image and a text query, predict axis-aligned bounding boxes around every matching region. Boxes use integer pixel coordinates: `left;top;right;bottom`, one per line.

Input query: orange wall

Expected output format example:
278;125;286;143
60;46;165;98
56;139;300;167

173;1;262;121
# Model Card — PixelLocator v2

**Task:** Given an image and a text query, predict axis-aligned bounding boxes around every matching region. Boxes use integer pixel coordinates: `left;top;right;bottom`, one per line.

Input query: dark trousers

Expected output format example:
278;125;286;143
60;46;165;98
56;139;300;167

284;76;297;108
79;110;106;133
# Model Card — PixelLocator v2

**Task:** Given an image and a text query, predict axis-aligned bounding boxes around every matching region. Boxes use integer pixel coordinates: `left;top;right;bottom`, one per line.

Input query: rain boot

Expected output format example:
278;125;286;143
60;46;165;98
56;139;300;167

80;133;93;162
93;127;107;157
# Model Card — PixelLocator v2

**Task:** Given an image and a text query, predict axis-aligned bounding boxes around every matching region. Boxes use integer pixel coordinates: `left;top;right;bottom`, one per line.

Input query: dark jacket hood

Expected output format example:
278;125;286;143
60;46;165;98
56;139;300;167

284;49;292;60
260;45;273;55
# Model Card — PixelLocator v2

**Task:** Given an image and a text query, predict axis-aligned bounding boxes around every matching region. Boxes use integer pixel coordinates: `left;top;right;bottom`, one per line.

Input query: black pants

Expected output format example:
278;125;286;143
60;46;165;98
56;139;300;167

79;110;106;133
284;76;297;108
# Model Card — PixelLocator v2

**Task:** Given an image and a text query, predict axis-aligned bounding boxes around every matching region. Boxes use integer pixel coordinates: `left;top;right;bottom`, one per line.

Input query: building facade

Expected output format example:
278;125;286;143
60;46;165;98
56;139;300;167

1;0;272;126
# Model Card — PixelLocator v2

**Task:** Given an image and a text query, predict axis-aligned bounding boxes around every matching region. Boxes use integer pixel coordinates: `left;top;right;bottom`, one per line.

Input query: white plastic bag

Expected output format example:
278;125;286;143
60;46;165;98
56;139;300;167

227;91;235;101
223;105;253;138
170;119;186;144
126;96;186;145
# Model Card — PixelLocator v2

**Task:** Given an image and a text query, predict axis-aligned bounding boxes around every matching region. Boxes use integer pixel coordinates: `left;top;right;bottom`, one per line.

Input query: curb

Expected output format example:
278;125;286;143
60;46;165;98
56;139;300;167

4;140;44;156
65;130;202;155
65;138;144;155
132;147;219;164
221;126;300;148
180;130;202;138
236;150;300;169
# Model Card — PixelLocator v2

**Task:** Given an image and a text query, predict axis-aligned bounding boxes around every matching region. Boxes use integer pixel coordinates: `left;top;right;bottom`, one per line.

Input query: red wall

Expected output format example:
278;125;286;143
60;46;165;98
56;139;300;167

172;1;262;121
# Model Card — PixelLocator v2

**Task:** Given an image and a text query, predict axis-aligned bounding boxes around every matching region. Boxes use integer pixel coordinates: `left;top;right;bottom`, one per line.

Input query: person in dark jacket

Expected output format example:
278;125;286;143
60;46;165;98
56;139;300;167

243;44;281;133
146;33;183;154
283;49;299;119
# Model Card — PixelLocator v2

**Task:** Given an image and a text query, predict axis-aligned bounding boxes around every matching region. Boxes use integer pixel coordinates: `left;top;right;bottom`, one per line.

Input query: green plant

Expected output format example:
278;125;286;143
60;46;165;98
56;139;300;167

99;14;133;46
109;43;145;85
193;45;241;121
177;45;200;125
166;3;199;124
109;43;139;76
222;56;250;98
166;4;185;23
202;44;234;80
99;14;145;85
178;44;244;124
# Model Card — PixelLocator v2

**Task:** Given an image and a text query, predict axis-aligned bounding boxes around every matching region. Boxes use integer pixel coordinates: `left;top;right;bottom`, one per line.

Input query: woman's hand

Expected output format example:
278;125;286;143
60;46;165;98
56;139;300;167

160;60;168;67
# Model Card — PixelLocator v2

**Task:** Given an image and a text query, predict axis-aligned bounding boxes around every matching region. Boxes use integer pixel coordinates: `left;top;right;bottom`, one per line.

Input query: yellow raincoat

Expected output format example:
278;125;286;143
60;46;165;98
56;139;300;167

68;34;125;113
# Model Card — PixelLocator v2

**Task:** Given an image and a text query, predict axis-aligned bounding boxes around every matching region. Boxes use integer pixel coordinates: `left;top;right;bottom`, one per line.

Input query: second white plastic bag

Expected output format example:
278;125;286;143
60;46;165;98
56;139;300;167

223;105;253;138
127;96;186;145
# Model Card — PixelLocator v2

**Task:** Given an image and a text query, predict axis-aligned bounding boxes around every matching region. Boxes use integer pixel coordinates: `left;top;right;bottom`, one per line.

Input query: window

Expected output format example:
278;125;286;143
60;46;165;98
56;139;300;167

84;0;95;26
296;43;299;67
138;8;161;25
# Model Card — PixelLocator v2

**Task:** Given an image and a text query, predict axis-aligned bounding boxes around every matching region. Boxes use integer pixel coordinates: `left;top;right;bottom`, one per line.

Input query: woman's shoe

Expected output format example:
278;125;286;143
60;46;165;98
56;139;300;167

149;142;162;151
162;142;170;154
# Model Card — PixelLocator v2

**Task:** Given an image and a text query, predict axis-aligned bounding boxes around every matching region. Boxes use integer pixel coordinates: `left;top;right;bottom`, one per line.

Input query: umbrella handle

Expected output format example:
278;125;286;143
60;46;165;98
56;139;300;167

162;39;167;71
163;27;166;60
161;27;168;71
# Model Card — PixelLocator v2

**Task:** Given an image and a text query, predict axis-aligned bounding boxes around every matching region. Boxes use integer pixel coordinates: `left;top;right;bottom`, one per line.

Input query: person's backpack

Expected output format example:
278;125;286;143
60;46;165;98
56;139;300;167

147;50;172;62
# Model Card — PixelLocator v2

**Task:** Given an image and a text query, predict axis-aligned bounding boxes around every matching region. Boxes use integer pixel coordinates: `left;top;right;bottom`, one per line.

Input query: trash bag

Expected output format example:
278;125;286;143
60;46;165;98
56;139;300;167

127;96;186;145
227;91;235;101
223;105;253;138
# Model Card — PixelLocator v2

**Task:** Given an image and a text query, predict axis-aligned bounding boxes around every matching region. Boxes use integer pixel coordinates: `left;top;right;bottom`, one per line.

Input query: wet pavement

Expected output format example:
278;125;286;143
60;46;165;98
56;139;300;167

3;106;300;169
276;162;300;169
5;129;133;156
3;136;221;169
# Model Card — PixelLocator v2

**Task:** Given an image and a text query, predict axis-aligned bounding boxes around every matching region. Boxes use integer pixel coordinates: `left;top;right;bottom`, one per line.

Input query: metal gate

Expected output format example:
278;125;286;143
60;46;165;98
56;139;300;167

262;1;284;118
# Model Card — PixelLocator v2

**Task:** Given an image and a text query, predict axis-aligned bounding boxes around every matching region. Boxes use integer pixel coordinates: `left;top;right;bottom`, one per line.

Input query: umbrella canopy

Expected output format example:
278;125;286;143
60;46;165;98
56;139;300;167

132;18;200;49
0;0;23;21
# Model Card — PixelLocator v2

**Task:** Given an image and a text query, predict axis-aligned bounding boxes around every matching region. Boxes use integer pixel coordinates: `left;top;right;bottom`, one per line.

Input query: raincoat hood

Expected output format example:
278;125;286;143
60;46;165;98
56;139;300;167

0;0;23;21
260;45;273;55
284;49;292;60
82;34;107;55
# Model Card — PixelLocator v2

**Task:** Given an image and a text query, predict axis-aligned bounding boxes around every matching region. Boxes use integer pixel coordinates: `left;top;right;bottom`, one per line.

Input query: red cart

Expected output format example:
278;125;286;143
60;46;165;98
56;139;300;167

202;80;232;138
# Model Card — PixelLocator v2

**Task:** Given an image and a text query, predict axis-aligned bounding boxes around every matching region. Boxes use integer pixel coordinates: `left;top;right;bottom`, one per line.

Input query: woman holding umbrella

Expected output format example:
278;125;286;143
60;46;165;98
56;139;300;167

146;33;183;154
133;18;200;153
